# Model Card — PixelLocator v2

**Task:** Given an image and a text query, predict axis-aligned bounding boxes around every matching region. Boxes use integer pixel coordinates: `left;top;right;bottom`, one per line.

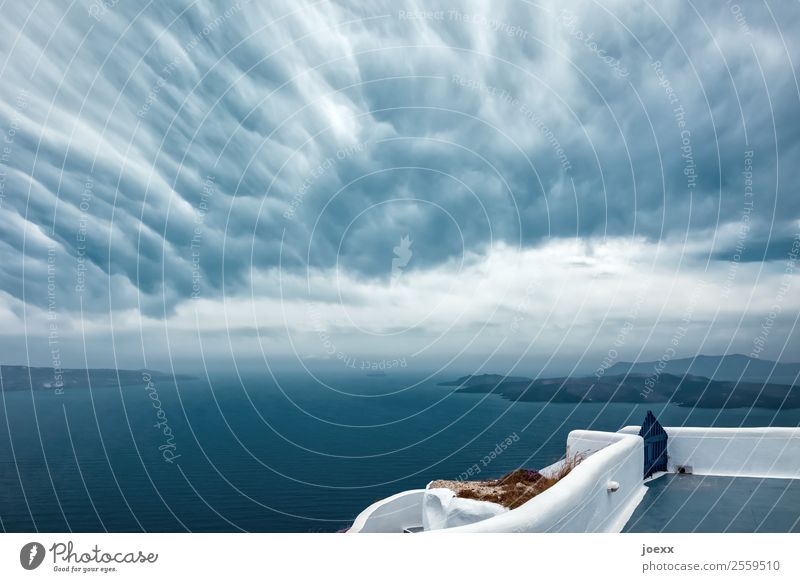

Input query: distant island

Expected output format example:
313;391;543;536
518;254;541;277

440;355;800;409
0;365;195;392
603;354;800;385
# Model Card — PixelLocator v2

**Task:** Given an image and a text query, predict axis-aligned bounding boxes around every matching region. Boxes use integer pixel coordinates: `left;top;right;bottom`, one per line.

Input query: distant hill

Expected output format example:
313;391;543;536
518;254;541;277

0;365;194;392
604;354;800;385
440;371;800;409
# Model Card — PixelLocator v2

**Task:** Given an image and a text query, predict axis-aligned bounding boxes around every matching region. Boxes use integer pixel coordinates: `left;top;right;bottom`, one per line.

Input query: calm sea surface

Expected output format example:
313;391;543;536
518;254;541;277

1;373;797;532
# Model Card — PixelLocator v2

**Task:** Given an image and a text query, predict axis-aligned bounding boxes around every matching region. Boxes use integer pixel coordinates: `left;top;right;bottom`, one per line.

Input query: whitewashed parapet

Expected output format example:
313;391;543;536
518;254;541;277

349;425;800;533
567;429;634;459
618;426;800;479
437;432;647;533
348;489;426;533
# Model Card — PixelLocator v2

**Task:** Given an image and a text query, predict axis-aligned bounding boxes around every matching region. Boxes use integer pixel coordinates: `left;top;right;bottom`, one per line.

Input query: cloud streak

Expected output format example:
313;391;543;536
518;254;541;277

0;0;798;370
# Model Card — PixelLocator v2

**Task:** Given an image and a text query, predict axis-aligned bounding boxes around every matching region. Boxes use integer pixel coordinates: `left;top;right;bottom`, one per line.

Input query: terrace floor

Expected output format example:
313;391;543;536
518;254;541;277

623;474;800;533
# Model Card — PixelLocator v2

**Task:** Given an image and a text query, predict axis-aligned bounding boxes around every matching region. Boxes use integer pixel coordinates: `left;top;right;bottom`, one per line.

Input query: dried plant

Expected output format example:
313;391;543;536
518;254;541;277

442;453;585;510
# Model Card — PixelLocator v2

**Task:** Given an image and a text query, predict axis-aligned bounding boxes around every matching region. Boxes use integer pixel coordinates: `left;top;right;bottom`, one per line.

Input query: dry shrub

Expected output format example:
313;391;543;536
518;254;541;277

444;454;584;510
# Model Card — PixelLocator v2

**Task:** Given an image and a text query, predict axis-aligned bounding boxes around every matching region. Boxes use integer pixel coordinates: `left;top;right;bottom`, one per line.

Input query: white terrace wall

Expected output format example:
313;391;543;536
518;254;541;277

438;432;647;533
567;429;634;459
348;489;426;533
618;426;800;479
350;425;800;533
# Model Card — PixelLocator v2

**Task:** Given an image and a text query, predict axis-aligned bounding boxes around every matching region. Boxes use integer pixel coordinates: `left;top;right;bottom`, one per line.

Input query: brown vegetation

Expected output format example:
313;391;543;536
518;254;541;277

430;455;583;510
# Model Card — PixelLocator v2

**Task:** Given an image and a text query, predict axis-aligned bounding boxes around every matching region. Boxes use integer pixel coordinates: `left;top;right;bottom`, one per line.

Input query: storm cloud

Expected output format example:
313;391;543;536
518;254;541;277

0;0;798;371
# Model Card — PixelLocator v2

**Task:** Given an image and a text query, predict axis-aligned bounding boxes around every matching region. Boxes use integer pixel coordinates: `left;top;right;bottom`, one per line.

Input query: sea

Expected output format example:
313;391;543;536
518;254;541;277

1;372;797;532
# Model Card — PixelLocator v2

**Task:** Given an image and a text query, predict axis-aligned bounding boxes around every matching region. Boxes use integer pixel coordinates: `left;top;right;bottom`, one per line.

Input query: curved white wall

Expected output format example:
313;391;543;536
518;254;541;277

349;426;800;532
567;429;633;458
436;432;647;533
348;489;426;533
618;426;800;479
422;488;508;530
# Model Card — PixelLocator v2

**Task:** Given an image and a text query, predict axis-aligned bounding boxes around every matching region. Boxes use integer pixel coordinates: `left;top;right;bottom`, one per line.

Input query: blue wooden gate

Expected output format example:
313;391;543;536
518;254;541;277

638;410;668;478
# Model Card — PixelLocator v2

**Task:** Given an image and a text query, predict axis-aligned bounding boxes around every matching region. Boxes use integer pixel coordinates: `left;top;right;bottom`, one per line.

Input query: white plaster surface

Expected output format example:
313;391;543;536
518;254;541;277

421;488;508;530
618;426;800;479
348;489;426;533
350;426;800;533
436;432;647;532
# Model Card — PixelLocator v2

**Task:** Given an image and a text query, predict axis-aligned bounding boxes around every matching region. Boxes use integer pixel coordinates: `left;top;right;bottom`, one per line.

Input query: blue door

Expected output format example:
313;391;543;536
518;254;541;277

639;411;668;478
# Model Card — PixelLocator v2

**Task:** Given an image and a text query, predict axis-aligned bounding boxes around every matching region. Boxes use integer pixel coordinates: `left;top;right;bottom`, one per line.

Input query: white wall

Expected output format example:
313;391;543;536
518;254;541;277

348;489;426;533
422;488;508;530
618;426;800;479
349;426;800;533
567;429;633;458
436;432;647;533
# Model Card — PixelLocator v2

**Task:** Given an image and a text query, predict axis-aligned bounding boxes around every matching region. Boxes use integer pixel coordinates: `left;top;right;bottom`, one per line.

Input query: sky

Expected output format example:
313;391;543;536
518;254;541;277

0;0;798;376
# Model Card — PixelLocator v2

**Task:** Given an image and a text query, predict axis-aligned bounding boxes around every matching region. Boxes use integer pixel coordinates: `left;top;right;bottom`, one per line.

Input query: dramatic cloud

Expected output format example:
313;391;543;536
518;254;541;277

0;0;798;371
